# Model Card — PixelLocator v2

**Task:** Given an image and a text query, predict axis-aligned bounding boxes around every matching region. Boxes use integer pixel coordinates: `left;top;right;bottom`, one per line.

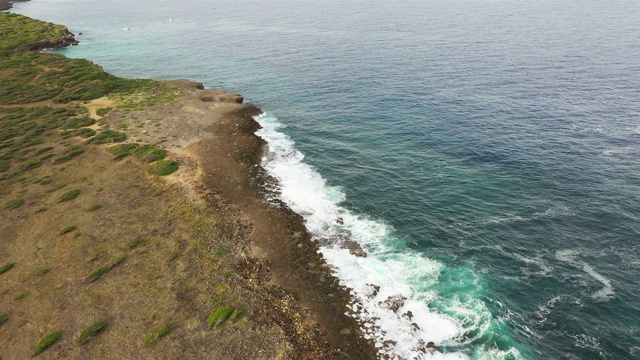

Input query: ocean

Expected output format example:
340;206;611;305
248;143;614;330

12;0;640;358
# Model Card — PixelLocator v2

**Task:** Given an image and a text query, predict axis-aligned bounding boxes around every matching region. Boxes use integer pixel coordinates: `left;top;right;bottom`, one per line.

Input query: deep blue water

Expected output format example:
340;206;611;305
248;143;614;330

13;0;640;358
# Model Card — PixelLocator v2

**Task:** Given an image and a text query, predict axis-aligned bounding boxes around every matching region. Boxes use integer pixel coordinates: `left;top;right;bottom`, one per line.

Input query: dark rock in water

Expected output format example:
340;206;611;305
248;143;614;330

426;341;438;349
341;239;367;257
336;217;344;225
365;283;380;299
380;294;406;312
403;310;414;320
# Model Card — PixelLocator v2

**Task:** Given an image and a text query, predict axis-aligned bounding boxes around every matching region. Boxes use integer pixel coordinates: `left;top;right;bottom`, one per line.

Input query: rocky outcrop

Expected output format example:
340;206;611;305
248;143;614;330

0;0;12;11
13;28;78;53
1;0;31;11
198;90;244;104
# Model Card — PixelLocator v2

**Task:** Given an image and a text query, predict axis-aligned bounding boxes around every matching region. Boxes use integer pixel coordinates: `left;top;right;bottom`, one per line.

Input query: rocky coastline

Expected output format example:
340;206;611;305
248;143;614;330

0;0;30;12
0;11;378;359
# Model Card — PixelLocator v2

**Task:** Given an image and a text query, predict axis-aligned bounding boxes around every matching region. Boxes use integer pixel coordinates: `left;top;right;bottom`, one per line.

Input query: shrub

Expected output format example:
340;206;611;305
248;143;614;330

2;199;24;209
207;307;234;329
63;117;95;129
148;160;178;176
107;143;139;160
0;263;15;275
86;130;126;144
0;314;8;326
144;326;170;348
32;331;62;356
88;254;127;282
78;321;108;344
134;144;166;163
60;226;76;235
59;189;80;202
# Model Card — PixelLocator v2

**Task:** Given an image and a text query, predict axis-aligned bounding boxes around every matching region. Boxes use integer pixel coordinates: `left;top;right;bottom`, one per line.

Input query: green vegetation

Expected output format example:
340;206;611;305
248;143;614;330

0;13;67;53
60;226;76;235
63;117;95;129
107;143;166;162
59;188;80;202
2;198;25;209
148;160;179;176
96;107;112;117
135;144;166;163
88;204;102;211
0;262;16;275
86;130;126;144
20;159;43;171
144;326;170;348
88;254;127;282
32;331;62;356
0;314;8;326
53;145;85;164
107;143;139;160
37;268;51;275
78;321;108;344
207;306;243;329
126;239;144;249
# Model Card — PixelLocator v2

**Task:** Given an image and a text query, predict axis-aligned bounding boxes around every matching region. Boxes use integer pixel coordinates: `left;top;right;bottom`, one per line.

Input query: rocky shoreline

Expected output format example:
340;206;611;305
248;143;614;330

104;80;380;358
0;0;30;12
0;12;379;359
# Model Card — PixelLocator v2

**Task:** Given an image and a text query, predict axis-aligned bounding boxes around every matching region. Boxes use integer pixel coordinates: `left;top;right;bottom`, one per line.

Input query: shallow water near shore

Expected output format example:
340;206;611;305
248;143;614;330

13;0;640;358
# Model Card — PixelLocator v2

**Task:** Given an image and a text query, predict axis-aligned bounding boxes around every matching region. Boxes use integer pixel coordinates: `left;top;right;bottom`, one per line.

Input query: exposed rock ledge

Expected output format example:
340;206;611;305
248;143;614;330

1;0;31;11
13;28;78;53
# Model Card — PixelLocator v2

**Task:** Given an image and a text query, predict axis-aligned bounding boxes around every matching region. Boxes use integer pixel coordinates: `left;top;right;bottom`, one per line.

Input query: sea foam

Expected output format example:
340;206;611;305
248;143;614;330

255;113;522;359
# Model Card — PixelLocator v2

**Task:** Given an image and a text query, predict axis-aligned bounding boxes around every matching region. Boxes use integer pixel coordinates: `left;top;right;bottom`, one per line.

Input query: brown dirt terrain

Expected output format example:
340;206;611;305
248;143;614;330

0;81;377;359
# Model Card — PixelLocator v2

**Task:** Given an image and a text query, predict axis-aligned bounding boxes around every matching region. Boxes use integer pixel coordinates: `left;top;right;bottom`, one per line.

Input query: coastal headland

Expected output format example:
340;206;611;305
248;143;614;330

0;12;377;359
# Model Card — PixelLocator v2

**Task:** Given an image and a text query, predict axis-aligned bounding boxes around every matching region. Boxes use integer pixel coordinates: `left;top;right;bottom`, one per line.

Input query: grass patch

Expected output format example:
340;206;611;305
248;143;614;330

0;160;9;173
53;145;85;164
32;331;62;356
148;160;178;176
60;226;76;235
134;144;166;163
207;306;234;329
37;268;51;275
2;198;25;209
86;130;126;144
96;107;112;117
35;207;48;213
88;204;102;211
78;321;107;345
59;188;80;202
88;254;127;282
0;314;8;326
63;117;95;129
126;239;144;249
144;326;170;348
20;159;42;171
0;262;16;275
107;143;139;160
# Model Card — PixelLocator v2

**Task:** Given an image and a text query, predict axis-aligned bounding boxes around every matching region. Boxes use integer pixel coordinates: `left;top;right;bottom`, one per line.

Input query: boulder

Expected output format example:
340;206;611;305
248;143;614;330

379;294;406;312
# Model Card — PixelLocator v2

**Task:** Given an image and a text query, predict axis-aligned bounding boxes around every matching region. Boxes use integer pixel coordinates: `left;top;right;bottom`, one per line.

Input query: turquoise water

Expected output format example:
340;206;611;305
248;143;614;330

13;0;640;358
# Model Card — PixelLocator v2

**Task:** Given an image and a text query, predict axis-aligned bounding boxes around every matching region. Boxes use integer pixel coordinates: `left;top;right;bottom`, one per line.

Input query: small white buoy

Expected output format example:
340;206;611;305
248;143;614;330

124;27;130;31
169;17;173;22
